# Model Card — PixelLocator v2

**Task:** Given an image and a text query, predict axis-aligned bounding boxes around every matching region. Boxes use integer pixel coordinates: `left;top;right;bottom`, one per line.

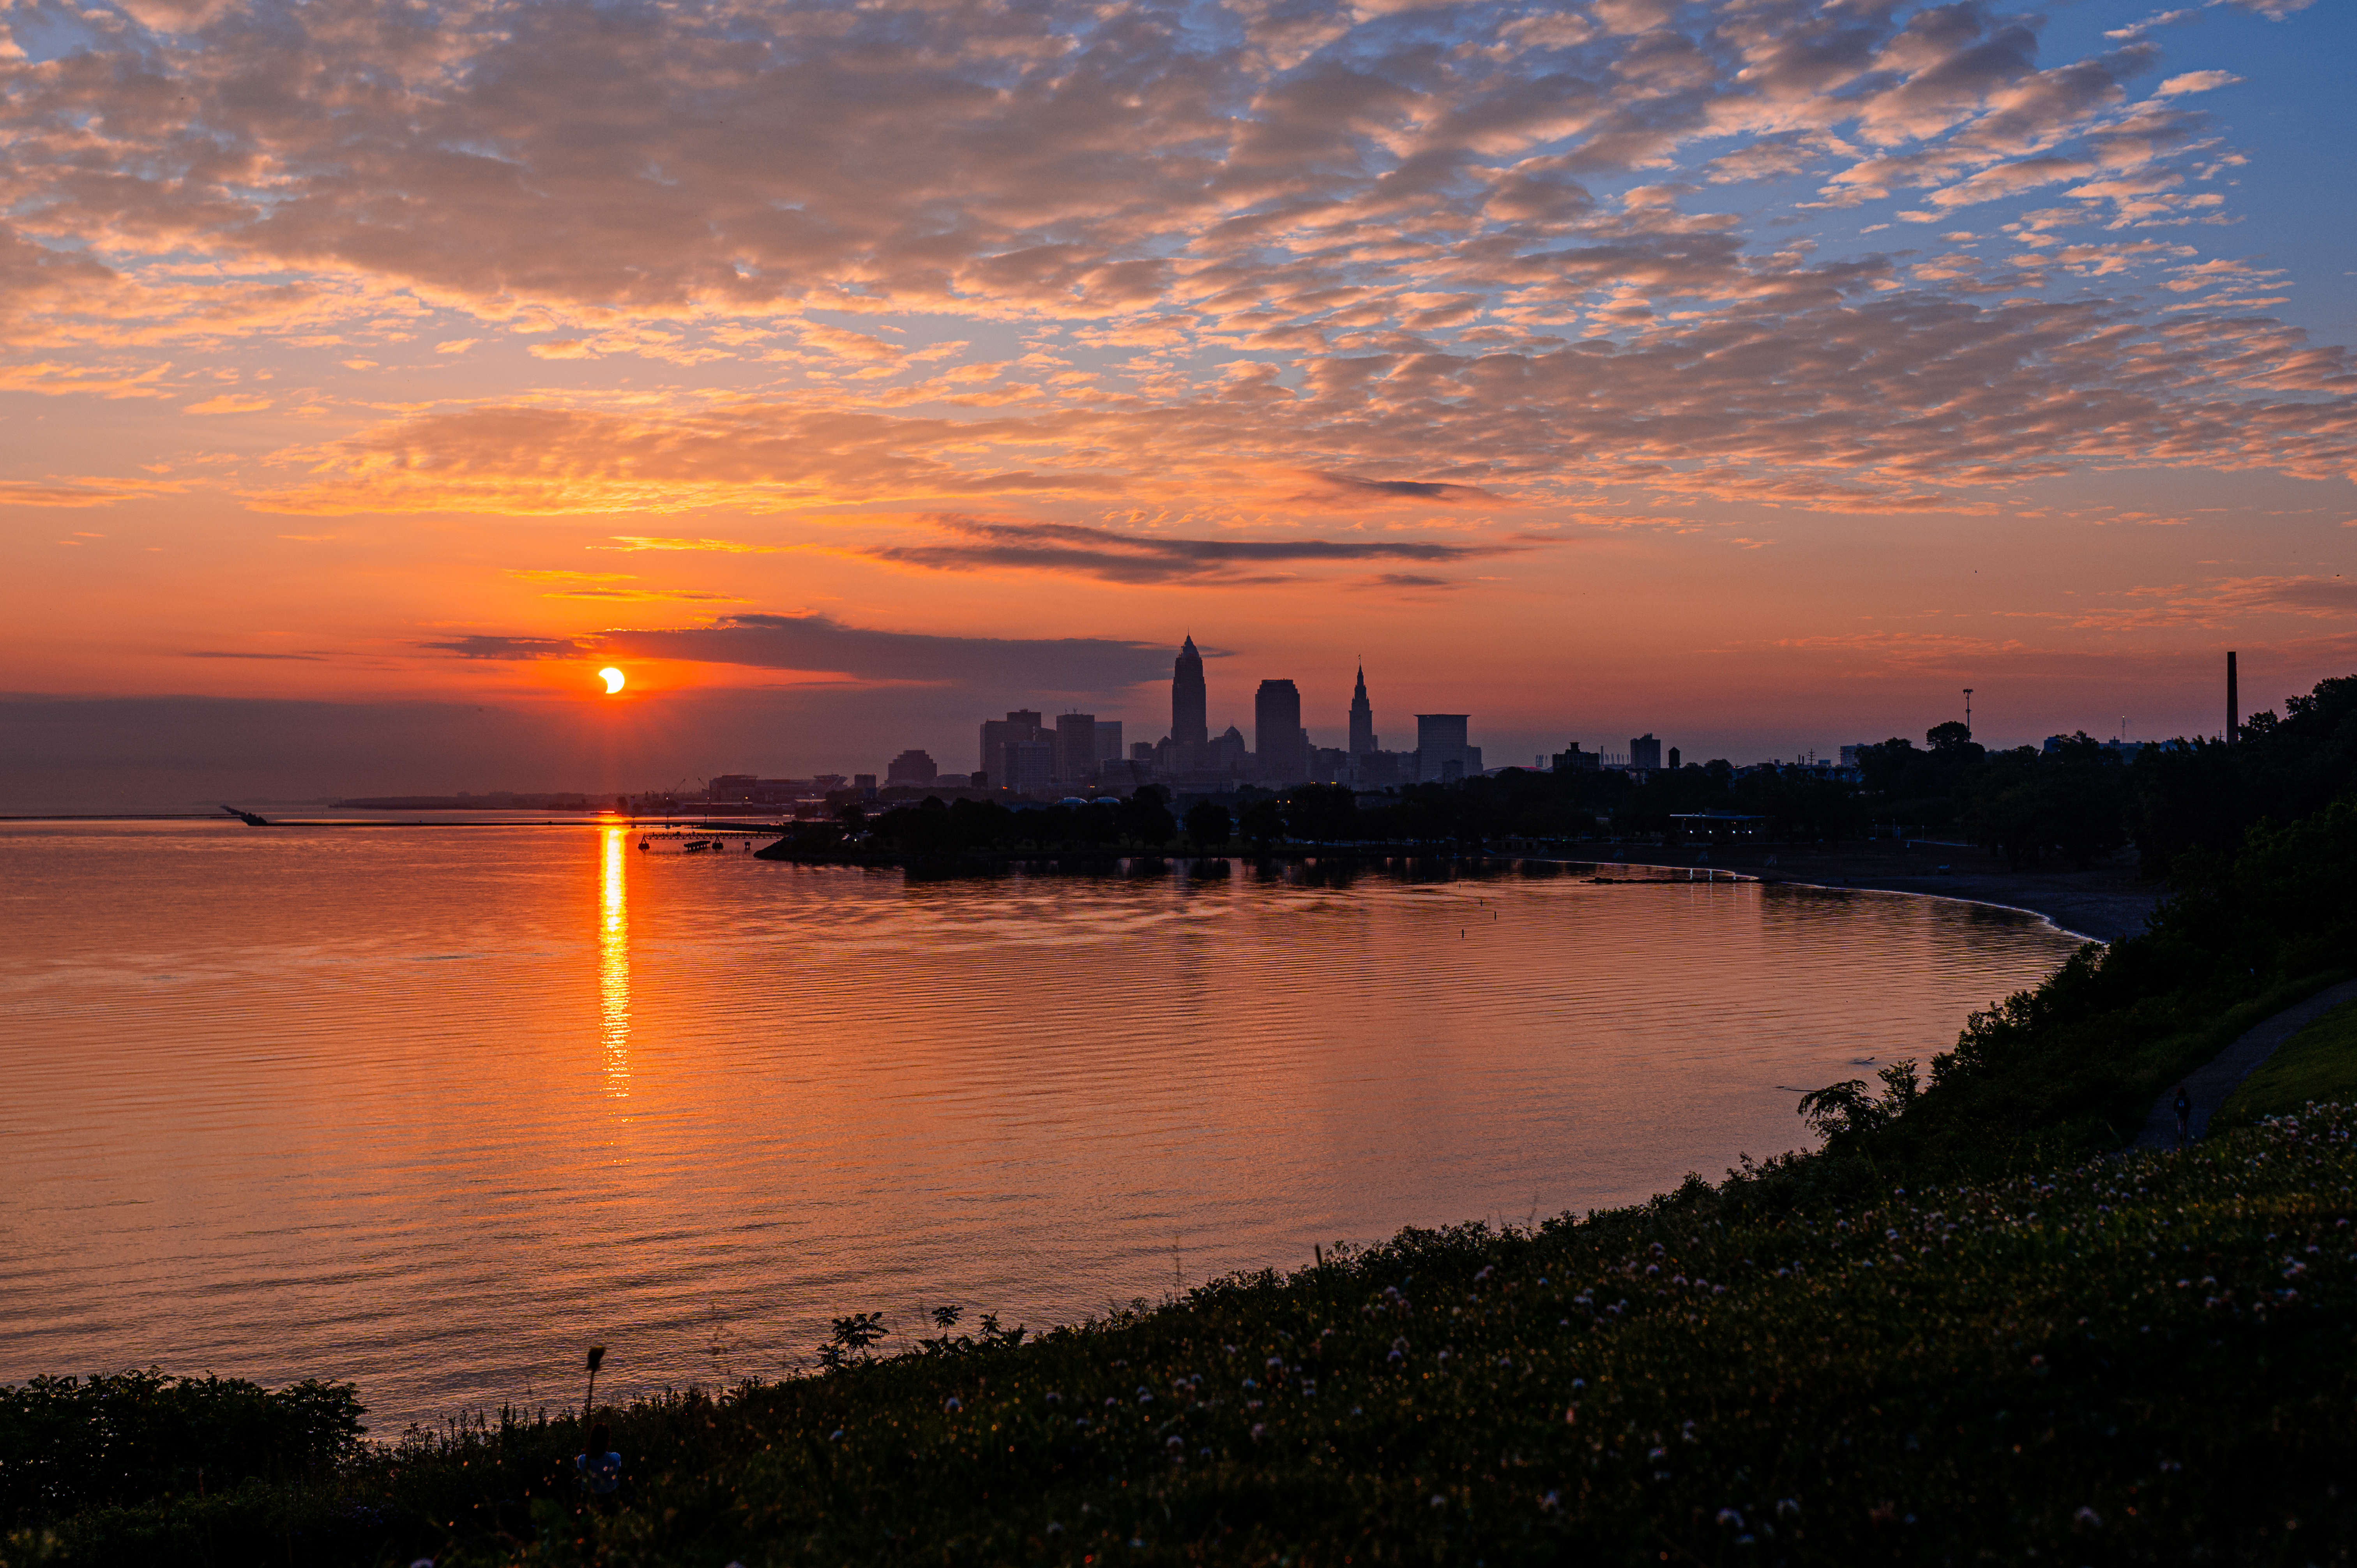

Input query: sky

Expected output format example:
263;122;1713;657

1;0;2351;807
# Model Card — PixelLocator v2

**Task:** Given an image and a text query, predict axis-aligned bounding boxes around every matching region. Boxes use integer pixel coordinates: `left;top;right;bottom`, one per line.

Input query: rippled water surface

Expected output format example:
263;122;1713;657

1;821;2081;1427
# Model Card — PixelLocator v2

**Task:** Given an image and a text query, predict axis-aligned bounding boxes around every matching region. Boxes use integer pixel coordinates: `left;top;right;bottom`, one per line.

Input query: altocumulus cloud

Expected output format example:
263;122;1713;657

0;0;2348;519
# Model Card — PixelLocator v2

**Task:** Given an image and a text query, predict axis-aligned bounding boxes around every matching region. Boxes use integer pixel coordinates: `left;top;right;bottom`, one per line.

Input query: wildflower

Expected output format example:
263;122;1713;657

828;1429;845;1441
1047;1522;1064;1535
1540;1490;1561;1511
1717;1509;1745;1528
1430;1494;1446;1509
1044;1391;1062;1406
1564;1406;1577;1425
2074;1506;2102;1529
1250;1423;1267;1440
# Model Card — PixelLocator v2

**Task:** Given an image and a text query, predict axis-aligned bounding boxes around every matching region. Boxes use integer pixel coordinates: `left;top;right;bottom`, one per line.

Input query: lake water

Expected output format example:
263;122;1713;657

0;821;2082;1430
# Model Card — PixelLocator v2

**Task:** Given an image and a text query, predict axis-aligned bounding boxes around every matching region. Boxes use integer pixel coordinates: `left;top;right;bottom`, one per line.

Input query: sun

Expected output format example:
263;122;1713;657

598;667;626;695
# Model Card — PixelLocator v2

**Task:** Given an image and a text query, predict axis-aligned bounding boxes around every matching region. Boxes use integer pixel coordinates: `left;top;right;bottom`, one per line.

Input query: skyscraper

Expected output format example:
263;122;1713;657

1348;664;1377;754
1631;734;1663;771
1171;636;1207;756
1254;679;1307;782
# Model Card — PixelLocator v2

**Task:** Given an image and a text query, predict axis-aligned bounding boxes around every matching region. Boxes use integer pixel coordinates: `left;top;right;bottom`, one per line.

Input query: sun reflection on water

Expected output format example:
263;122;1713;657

599;826;630;1098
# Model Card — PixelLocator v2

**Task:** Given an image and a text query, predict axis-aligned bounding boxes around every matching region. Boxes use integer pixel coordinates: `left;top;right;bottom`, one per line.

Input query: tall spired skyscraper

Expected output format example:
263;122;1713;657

1171;636;1208;754
1348;663;1377;754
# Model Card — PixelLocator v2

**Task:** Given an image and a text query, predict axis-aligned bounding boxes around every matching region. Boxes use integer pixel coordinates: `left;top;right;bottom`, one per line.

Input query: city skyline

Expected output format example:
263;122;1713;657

3;0;2352;810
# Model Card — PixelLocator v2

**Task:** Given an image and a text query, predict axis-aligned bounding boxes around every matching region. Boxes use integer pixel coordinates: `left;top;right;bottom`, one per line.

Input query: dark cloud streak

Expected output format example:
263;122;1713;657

865;517;1523;584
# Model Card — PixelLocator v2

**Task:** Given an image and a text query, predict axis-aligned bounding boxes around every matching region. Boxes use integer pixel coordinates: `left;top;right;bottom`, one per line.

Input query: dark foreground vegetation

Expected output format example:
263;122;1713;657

11;1113;2357;1567
11;681;2355;1566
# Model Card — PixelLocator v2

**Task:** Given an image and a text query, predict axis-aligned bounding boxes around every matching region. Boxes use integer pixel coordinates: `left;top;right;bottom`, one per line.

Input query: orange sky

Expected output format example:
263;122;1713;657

2;0;2351;805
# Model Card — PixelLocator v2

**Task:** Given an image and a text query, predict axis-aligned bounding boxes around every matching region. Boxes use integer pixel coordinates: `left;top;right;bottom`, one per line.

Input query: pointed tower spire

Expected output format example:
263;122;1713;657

1171;635;1208;755
1348;660;1376;755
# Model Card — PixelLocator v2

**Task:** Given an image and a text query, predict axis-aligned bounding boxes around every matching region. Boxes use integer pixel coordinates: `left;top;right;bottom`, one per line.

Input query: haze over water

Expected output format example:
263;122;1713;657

2;823;2081;1429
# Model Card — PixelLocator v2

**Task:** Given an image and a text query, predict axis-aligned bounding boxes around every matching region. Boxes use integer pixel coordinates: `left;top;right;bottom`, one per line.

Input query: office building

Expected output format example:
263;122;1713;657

887;750;938;786
1172;636;1208;757
1054;712;1098;783
1631;734;1663;771
979;709;1046;780
1348;664;1377;754
1550;743;1600;773
1094;721;1124;763
1002;739;1055;796
1254;679;1307;782
1415;714;1473;783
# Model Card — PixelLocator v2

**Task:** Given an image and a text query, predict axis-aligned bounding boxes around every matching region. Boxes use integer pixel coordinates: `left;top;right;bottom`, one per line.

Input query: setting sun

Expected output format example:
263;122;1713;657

599;667;626;695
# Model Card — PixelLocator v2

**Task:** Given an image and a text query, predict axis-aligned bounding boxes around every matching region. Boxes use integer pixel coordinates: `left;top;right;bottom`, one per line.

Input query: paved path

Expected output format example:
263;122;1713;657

2133;978;2357;1149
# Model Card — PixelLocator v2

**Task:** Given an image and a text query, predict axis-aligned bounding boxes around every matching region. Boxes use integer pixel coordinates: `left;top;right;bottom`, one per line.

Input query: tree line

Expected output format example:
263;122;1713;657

836;675;2356;871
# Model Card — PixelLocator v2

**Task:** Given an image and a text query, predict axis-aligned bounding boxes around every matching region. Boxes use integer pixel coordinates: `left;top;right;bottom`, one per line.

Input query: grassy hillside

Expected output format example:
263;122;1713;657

2221;999;2357;1128
12;1107;2357;1566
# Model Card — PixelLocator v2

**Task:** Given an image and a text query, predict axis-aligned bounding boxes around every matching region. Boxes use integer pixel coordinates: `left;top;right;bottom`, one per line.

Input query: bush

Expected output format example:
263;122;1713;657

0;1370;363;1526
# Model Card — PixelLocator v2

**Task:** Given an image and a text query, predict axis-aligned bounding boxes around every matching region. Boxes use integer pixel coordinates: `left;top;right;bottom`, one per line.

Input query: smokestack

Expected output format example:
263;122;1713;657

2226;650;2238;747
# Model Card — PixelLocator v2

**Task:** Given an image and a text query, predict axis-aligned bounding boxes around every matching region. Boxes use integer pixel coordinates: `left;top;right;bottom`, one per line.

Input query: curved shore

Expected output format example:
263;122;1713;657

1673;842;2158;945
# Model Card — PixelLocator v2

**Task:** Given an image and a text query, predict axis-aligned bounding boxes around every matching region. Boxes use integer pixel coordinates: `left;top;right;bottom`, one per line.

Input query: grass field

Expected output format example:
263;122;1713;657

2221;999;2357;1127
12;1107;2357;1567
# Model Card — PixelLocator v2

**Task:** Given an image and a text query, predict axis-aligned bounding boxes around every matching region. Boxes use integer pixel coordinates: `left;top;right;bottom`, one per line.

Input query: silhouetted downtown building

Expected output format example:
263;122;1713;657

979;710;1046;782
1348;664;1377;754
1172;636;1208;759
1415;714;1479;783
1054;712;1098;784
887;749;938;786
1254;679;1307;783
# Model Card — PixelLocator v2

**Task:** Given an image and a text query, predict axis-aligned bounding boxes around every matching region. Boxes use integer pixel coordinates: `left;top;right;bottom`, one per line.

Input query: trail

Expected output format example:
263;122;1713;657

2134;978;2357;1148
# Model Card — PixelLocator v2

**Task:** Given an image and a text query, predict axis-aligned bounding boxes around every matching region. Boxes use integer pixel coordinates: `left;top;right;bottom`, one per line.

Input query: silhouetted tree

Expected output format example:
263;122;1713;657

1183;801;1230;849
1278;783;1357;842
1238;800;1286;847
1114;786;1176;846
